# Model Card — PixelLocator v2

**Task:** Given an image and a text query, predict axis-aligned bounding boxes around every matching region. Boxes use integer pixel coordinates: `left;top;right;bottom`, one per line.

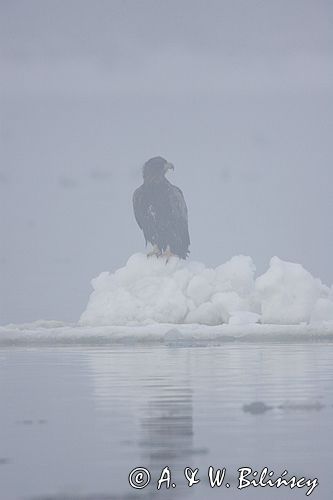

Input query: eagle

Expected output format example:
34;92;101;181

133;156;190;259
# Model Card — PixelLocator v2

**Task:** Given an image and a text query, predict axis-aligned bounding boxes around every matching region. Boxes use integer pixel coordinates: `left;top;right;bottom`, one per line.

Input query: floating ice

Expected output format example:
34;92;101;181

1;321;333;346
255;257;330;324
2;253;332;346
79;253;333;327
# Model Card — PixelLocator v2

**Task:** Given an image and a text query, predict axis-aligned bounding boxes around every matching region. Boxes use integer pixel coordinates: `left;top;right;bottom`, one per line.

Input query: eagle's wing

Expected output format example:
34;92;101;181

167;185;190;252
168;185;188;221
132;186;145;230
133;185;156;245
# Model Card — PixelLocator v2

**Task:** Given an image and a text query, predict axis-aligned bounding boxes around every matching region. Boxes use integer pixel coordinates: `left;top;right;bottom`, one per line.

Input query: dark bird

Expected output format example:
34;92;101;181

133;157;190;259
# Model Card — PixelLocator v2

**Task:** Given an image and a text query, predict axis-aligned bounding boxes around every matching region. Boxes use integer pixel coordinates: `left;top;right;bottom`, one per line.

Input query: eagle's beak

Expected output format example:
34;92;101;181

164;162;174;172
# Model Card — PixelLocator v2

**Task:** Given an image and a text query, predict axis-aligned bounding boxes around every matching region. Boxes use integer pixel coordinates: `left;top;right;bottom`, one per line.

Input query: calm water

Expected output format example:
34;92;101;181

0;342;332;500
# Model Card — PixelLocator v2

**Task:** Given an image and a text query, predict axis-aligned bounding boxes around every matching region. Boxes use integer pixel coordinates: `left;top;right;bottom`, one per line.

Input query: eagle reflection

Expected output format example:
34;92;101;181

138;379;196;497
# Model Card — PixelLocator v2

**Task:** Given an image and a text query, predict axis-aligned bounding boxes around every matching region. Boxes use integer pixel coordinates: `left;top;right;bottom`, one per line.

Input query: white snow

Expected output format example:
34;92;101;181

1;253;333;345
79;253;333;327
255;256;330;324
229;311;261;325
311;297;333;324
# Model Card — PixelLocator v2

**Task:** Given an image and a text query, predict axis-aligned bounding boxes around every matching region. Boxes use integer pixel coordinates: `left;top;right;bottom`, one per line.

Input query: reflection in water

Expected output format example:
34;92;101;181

139;381;194;498
140;385;194;462
88;347;198;497
0;343;332;500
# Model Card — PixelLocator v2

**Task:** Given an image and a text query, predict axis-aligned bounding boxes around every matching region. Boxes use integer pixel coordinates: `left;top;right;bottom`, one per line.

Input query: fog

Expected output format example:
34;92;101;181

1;0;332;324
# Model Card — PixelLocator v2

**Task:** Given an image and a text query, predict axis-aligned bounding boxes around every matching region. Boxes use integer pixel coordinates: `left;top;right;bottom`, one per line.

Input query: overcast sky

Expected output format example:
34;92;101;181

1;0;332;324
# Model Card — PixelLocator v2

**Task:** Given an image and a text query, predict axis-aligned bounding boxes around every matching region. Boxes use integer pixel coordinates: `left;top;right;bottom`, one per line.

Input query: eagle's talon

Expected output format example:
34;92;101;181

147;245;161;258
161;246;174;263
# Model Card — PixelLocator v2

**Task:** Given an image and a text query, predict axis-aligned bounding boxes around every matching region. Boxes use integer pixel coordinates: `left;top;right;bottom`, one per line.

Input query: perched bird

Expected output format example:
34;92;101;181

133;156;190;259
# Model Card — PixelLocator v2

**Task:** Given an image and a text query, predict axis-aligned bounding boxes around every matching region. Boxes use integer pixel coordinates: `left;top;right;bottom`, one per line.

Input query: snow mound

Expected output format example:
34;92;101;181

255;257;330;324
79;253;333;327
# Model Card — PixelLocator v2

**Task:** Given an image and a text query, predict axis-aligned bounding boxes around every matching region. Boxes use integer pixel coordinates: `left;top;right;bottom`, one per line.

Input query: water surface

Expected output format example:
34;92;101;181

0;342;332;499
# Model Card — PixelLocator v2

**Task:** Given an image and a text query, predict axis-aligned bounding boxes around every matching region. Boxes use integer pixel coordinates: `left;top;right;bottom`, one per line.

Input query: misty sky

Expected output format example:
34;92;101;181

1;0;332;324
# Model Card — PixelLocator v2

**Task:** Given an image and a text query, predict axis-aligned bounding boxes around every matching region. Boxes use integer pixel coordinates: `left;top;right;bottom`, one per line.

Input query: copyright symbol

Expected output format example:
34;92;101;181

128;467;151;489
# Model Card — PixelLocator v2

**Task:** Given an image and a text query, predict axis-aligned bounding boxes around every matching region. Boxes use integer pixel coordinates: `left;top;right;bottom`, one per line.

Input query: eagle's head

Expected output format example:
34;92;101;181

142;156;174;182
